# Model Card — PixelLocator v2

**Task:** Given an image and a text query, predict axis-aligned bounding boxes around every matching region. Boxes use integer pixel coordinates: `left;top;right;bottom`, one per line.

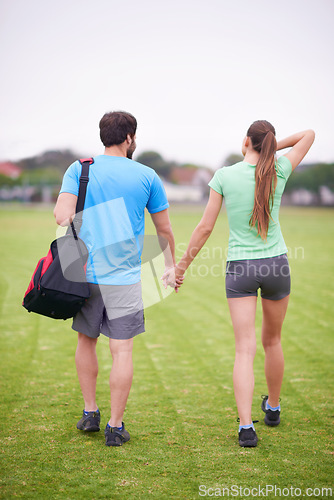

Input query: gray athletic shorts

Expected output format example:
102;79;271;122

72;282;145;340
225;254;290;300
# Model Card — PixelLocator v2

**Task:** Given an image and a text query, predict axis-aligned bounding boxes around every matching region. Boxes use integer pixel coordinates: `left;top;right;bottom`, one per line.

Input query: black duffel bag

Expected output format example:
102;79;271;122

22;158;93;320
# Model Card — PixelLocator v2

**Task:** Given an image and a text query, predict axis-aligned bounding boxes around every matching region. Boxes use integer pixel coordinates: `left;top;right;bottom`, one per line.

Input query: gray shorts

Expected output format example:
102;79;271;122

72;282;145;340
225;254;291;300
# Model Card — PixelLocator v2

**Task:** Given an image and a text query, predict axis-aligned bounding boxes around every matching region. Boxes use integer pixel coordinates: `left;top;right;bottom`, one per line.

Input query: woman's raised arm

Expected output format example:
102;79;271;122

277;129;315;171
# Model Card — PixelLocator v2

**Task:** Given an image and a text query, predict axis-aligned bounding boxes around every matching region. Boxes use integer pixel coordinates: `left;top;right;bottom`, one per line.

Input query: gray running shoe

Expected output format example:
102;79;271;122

104;422;130;447
261;395;281;426
77;410;100;432
239;427;258;447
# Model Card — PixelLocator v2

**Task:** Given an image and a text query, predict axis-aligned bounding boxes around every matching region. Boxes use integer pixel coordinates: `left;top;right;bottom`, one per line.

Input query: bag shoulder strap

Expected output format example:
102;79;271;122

76;158;94;214
69;157;94;239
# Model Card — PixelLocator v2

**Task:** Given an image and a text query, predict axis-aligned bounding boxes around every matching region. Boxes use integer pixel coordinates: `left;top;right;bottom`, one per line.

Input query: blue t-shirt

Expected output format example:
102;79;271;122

59;155;169;285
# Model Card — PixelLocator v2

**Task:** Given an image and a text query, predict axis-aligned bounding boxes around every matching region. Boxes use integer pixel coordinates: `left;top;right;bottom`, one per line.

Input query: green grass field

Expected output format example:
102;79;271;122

0;205;333;499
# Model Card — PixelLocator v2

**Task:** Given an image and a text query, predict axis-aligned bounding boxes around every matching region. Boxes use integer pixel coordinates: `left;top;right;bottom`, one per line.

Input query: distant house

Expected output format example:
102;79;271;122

319;186;334;205
163;181;203;202
290;189;317;205
0;161;22;179
170;166;212;187
167;166;213;202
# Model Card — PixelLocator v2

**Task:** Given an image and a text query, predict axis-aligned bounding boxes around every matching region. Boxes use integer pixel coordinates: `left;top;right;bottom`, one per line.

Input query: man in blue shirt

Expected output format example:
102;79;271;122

54;111;176;447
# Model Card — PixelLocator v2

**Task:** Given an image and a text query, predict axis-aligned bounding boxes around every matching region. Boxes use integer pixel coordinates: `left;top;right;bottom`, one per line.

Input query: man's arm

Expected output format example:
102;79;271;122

53;193;77;226
150;209;176;269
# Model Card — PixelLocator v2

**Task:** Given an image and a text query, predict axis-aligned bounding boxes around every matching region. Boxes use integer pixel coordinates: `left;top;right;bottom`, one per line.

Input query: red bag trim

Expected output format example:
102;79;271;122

40;248;54;277
23;257;45;298
80;158;94;164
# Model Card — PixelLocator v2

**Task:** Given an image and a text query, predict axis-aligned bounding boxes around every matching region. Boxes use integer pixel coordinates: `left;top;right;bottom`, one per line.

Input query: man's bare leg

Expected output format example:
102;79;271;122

75;332;98;411
108;338;133;427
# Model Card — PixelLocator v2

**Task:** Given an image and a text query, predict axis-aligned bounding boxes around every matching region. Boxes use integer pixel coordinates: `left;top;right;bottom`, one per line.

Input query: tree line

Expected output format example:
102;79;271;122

0;149;333;195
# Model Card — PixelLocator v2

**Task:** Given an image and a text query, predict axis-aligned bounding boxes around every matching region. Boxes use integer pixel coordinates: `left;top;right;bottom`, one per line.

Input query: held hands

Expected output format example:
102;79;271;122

161;265;185;293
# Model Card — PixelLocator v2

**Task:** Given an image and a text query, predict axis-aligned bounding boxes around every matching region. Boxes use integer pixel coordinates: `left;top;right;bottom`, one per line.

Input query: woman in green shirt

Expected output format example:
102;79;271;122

164;121;315;447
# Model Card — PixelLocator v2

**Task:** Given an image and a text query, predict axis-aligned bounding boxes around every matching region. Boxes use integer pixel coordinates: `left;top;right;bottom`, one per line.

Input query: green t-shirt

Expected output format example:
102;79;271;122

208;155;292;261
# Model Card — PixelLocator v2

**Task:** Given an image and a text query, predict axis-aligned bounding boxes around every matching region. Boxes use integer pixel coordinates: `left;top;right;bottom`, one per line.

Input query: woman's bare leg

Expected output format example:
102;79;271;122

228;296;257;426
261;295;289;407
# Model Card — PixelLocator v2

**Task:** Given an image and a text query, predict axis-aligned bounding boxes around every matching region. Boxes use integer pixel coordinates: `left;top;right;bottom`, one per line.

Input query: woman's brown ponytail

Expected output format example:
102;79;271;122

248;120;277;240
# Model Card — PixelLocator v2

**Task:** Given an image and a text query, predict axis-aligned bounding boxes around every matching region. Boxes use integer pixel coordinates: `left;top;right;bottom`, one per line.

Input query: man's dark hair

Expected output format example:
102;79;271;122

99;111;137;147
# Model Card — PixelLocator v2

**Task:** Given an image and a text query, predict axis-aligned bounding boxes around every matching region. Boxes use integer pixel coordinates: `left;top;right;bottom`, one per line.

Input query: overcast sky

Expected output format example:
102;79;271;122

0;0;333;169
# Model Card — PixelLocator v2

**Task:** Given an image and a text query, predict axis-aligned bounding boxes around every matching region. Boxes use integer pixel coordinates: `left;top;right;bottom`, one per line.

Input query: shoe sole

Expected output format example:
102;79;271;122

105;439;130;446
77;425;100;432
239;439;258;447
264;415;280;427
105;435;130;447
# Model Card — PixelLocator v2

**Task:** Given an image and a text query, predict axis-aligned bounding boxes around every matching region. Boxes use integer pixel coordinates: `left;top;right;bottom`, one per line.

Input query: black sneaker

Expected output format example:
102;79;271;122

104;422;131;447
261;395;281;426
238;427;258;447
77;410;100;432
